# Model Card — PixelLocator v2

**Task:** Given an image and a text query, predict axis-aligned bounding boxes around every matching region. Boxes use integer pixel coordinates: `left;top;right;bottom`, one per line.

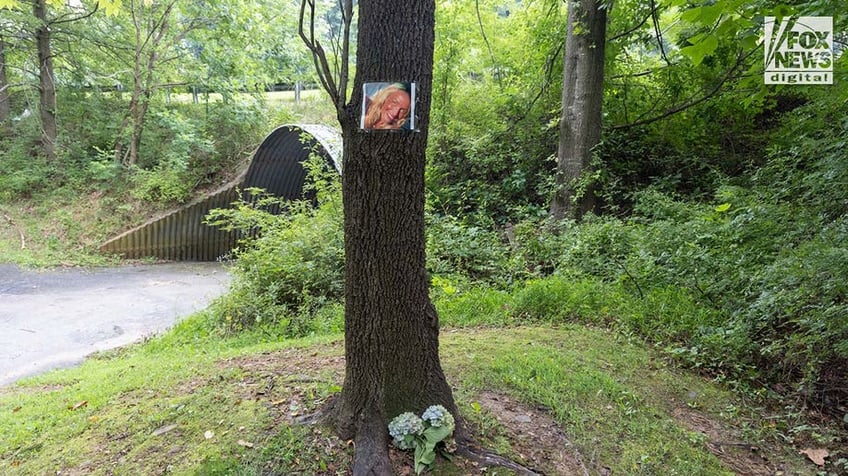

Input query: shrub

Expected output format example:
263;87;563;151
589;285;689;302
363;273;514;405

205;156;344;336
201;96;269;178
425;213;521;286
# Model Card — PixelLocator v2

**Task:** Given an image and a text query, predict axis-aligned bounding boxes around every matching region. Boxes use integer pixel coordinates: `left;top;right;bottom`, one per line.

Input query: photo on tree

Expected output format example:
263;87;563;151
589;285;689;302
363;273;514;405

360;82;416;131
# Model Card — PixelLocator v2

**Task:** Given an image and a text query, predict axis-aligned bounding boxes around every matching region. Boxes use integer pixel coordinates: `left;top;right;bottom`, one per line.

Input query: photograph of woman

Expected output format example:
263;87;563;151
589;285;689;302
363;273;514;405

361;82;416;130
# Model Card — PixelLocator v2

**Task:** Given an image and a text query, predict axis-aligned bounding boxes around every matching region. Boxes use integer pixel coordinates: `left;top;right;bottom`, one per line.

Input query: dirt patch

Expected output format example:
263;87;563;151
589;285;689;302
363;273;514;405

220;345;344;377
672;406;786;475
217;345;346;413
473;391;590;475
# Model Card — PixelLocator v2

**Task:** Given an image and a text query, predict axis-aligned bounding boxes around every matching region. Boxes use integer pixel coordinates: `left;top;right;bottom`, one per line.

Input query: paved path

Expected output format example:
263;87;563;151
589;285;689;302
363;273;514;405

0;262;231;386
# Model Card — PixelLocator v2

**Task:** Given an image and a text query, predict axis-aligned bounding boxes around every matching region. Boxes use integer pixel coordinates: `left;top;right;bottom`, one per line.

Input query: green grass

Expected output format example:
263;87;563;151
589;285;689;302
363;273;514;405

0;306;817;475
445;326;735;475
0;313;347;475
0;193;130;268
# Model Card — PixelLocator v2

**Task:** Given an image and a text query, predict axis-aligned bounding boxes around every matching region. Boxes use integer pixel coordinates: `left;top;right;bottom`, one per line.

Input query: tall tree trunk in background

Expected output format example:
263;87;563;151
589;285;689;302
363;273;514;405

34;0;57;160
323;0;459;473
0;35;10;125
550;0;608;219
114;0;173;166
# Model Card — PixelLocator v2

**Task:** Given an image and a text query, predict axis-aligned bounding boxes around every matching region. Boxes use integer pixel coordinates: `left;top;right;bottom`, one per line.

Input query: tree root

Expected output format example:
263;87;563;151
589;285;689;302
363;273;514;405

455;441;543;476
351;413;392;476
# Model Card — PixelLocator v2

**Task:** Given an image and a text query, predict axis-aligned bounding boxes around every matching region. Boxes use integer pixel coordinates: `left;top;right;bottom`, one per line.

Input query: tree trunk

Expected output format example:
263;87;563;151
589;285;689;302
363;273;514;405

325;0;459;473
0;35;10;125
115;0;172;166
550;0;607;219
34;0;57;160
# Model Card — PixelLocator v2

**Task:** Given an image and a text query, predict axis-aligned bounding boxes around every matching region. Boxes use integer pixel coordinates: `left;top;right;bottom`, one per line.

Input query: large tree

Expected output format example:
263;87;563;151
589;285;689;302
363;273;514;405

0;33;10;124
112;0;197;166
300;0;460;473
550;0;608;219
32;0;56;159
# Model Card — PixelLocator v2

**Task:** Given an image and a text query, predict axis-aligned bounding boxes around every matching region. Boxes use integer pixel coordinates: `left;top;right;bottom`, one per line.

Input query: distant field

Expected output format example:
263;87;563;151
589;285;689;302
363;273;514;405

165;88;325;105
164;88;337;125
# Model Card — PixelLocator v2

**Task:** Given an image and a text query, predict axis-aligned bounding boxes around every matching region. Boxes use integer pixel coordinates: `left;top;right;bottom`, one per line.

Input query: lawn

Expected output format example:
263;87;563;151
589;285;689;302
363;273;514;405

0;312;818;475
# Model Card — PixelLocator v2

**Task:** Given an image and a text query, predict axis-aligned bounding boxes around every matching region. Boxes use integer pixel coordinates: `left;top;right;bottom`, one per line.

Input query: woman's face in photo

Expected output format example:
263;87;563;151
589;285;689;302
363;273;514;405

378;90;411;128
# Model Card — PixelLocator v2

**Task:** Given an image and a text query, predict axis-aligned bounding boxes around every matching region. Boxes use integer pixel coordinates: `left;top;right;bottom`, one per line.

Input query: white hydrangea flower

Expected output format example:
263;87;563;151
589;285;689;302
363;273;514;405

421;405;454;428
388;412;424;449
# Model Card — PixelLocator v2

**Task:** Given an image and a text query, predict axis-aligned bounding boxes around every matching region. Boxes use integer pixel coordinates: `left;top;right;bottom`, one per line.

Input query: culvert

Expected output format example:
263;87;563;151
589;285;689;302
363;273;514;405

99;124;341;261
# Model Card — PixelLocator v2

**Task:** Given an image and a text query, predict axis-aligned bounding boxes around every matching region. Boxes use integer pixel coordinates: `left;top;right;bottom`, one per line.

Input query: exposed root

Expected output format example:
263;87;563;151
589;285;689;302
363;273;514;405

351;410;392;476
456;441;543;475
292;409;325;426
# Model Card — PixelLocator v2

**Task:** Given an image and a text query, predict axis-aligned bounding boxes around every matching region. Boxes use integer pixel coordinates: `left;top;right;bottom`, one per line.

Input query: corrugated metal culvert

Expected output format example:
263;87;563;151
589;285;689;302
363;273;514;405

100;124;341;261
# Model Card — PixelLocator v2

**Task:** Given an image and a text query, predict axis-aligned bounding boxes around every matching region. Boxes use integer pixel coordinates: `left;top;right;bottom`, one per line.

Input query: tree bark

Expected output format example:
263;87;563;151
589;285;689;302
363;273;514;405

34;0;57;160
324;0;459;473
550;0;608;219
0;35;10;125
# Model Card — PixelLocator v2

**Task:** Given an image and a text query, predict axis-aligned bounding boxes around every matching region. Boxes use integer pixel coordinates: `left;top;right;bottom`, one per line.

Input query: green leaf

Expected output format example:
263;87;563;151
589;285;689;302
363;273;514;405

698;4;724;25
715;203;732;213
100;0;123;16
413;441;437;474
423;424;453;444
680;35;719;66
740;33;759;50
681;6;704;23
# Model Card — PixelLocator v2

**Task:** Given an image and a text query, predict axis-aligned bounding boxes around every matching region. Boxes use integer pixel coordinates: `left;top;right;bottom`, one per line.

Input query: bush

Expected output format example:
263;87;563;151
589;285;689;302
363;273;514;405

528;183;848;408
205;157;344;336
425;214;522;286
200;96;270;178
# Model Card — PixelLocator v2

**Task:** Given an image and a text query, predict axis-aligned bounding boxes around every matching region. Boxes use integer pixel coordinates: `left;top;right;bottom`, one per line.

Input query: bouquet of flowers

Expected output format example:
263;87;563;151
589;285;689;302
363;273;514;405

388;405;456;474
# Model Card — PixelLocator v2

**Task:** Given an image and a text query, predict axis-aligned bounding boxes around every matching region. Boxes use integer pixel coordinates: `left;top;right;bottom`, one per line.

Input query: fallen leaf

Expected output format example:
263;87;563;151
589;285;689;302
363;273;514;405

204;430;215;440
152;424;178;437
800;448;828;466
271;399;286;406
12;406;21;413
237;439;254;448
69;401;88;411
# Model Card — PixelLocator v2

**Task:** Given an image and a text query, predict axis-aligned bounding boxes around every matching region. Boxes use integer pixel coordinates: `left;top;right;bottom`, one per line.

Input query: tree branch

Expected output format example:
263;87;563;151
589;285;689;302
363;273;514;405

650;0;671;66
0;81;28;94
298;0;344;113
338;0;352;107
475;0;501;87
612;47;759;130
512;39;564;125
609;6;654;42
49;2;98;27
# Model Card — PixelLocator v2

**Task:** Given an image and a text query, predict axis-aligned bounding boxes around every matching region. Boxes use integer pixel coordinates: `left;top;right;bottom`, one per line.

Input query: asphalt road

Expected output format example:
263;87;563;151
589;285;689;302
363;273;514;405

0;262;231;386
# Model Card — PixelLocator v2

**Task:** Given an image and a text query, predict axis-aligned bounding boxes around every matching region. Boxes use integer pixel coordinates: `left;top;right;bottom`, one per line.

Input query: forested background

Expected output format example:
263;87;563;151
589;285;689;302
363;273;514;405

1;0;846;426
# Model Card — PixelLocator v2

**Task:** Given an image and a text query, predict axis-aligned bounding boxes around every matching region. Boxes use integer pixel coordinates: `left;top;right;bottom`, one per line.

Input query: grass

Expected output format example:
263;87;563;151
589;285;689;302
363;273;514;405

0;191;132;268
0;305;819;475
446;327;738;475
